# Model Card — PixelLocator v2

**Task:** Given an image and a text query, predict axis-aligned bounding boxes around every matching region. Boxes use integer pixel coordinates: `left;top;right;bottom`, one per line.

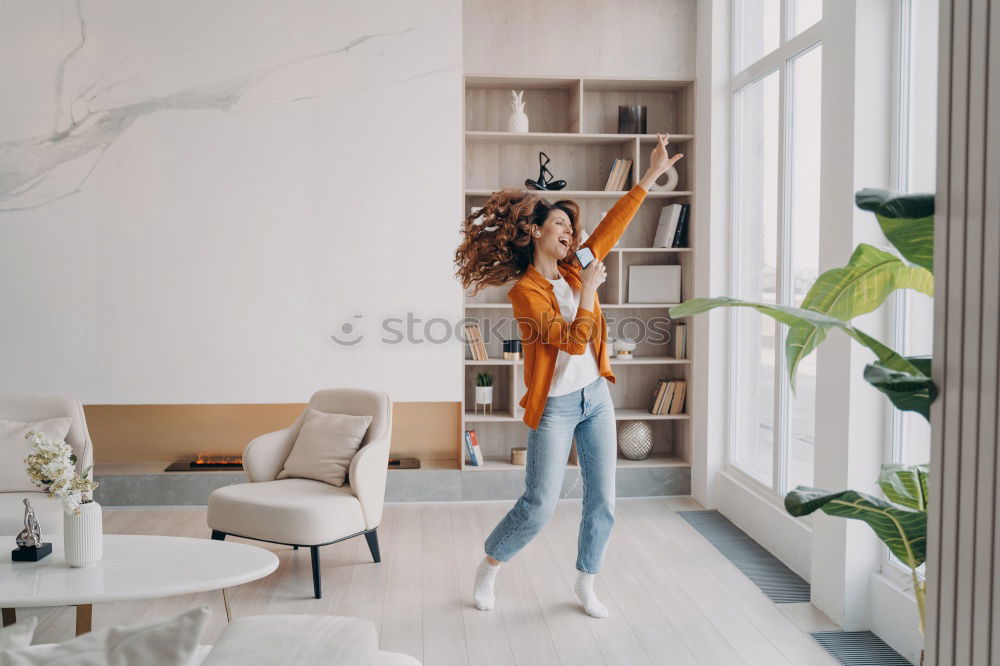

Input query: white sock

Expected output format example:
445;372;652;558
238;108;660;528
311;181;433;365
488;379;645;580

574;571;609;618
474;557;500;610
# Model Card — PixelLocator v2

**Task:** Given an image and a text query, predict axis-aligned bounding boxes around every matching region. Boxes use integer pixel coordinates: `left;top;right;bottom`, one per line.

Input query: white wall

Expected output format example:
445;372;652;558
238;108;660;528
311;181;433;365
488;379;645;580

463;0;696;78
0;0;464;404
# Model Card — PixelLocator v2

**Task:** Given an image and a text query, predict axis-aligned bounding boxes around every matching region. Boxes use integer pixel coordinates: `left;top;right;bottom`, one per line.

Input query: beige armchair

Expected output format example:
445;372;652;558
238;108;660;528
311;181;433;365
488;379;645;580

206;389;391;599
0;394;94;536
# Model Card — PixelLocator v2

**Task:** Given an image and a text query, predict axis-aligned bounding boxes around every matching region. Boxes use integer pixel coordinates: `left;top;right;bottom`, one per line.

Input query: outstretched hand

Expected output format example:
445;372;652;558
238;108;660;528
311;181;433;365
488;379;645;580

647;133;684;177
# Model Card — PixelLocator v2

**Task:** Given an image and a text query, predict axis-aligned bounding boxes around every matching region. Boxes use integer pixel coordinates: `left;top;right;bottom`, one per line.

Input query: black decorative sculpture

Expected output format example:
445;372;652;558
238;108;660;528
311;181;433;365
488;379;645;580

525;152;567;191
12;498;51;562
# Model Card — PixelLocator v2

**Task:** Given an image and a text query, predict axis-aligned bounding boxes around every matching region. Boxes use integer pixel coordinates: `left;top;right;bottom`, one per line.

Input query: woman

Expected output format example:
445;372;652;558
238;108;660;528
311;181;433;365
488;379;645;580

454;134;683;618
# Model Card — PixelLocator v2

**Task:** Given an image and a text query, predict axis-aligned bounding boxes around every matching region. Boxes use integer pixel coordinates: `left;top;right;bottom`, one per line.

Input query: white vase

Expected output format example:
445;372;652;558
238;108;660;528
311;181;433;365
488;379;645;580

64;500;103;567
475;386;494;405
507;111;529;133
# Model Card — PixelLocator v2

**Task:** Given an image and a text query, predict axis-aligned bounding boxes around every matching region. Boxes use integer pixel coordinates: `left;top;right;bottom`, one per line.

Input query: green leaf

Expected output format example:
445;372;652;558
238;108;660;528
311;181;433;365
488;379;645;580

855;189;935;272
864;357;937;420
785;486;926;568
842;328;924;375
669;298;923;383
878;463;930;511
785;244;933;386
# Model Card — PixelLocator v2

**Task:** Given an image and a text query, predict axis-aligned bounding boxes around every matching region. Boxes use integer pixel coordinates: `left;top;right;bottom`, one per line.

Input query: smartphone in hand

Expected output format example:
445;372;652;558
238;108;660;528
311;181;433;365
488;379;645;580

576;246;595;268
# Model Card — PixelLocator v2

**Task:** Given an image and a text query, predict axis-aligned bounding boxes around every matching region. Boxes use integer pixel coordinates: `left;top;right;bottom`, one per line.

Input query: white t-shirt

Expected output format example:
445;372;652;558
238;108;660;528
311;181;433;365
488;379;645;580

546;273;601;396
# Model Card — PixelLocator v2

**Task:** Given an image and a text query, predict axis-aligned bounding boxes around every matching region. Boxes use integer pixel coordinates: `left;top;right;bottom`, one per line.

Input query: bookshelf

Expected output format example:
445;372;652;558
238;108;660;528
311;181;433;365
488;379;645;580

461;74;695;479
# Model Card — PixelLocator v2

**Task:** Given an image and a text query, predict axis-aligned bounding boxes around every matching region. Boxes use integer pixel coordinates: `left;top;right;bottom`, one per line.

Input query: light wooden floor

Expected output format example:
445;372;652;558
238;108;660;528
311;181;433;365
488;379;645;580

17;497;841;665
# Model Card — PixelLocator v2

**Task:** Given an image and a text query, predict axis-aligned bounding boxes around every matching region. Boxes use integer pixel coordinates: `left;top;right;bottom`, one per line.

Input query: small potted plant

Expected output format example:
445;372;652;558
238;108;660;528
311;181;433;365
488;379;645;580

24;430;101;567
475;372;494;413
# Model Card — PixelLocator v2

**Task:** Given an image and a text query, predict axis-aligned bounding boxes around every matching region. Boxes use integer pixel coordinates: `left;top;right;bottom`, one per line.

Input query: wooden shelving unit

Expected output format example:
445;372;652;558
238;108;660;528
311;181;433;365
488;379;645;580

460;74;695;474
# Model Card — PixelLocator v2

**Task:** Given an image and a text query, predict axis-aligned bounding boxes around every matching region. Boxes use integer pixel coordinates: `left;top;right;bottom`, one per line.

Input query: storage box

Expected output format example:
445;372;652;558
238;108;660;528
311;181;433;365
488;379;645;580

628;265;681;304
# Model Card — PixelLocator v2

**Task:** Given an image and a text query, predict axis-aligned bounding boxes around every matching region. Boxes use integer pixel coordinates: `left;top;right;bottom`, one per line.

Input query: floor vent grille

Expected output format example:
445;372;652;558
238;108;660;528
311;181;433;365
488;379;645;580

810;631;912;665
677;510;810;603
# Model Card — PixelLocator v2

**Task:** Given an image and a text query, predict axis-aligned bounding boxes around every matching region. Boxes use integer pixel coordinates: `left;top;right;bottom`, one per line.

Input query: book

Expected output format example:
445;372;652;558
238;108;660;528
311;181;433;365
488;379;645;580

658;381;677;414
671;203;691;247
653;204;683;247
468;430;485;466
604;159;622;191
464;430;477;465
673;323;688;358
651;379;671;414
668;380;687;415
475;326;488;360
465;324;488;360
615;159;633;190
648;379;667;413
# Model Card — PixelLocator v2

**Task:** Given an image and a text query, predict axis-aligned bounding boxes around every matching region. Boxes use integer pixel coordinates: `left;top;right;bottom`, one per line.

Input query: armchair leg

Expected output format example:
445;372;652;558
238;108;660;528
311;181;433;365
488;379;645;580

364;528;381;563
293;545;299;551
2;608;15;627
310;546;322;599
211;530;226;541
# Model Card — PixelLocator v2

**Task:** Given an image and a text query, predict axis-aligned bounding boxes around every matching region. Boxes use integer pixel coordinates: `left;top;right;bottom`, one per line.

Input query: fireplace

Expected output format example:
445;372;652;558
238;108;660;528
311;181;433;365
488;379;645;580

164;455;244;472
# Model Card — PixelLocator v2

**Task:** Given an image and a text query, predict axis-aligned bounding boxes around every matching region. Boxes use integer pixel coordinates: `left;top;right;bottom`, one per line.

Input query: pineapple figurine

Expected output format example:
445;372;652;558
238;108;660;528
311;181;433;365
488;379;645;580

506;90;529;133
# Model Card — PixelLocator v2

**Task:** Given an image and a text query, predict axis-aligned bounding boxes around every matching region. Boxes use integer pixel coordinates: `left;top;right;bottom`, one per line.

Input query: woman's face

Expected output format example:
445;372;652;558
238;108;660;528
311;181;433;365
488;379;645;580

534;208;574;261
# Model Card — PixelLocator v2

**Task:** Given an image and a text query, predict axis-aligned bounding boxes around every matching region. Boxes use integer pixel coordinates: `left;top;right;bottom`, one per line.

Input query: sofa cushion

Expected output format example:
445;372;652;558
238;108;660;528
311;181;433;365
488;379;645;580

207;478;366;545
0;616;36;652
0;417;72;492
276;409;372;487
0;606;210;666
0;492;63;537
200;614;379;666
375;652;422;665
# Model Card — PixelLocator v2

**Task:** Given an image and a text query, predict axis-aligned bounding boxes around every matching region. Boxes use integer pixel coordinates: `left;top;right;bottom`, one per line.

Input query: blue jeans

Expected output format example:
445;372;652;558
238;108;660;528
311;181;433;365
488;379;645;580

484;376;616;574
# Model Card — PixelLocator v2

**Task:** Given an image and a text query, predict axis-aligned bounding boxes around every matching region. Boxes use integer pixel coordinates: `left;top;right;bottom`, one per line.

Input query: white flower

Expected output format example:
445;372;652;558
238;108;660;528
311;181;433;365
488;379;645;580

24;431;98;516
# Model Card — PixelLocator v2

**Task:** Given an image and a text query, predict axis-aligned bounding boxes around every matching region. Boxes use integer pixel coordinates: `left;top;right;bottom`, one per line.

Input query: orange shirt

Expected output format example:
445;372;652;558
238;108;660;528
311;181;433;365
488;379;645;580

508;184;649;429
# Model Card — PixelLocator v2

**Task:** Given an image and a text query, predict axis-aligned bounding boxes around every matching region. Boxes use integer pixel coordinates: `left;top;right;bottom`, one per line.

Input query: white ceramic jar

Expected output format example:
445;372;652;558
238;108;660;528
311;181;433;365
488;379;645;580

64;500;103;567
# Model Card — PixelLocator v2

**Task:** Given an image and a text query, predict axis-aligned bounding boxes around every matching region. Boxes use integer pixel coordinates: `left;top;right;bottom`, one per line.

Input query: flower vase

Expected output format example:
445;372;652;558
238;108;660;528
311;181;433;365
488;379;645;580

64;500;103;567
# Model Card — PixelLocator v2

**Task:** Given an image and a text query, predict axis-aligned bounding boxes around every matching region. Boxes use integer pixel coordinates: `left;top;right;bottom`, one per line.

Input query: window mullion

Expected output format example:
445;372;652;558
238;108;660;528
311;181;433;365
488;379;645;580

782;0;790;44
773;56;792;494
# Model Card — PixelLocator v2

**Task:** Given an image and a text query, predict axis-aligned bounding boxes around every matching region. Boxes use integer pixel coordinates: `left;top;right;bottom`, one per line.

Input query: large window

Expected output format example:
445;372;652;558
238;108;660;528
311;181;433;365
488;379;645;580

888;0;937;469
730;0;821;493
883;0;937;579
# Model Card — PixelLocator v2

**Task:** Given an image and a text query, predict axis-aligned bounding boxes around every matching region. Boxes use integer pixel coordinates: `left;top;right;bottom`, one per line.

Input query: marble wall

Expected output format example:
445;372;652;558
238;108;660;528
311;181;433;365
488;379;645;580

0;0;464;403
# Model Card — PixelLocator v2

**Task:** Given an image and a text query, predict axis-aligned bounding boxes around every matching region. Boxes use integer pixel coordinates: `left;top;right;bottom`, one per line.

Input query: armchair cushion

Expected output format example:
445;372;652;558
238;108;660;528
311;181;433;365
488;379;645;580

207;478;366;545
276;409;372;487
1;417;71;492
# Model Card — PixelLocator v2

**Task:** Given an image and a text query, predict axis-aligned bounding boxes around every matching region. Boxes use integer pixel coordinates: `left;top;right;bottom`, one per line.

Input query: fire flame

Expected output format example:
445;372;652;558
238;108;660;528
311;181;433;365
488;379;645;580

193;455;243;466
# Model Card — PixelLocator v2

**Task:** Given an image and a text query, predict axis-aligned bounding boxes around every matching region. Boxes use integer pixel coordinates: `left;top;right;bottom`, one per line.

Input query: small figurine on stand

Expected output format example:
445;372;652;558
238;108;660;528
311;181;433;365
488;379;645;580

525;152;567;191
12;498;52;562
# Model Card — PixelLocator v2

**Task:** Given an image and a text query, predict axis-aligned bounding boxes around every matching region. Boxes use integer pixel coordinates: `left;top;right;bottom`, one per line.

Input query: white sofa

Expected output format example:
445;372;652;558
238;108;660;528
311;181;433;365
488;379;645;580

3;613;420;665
207;389;392;599
0;395;94;536
195;614;420;665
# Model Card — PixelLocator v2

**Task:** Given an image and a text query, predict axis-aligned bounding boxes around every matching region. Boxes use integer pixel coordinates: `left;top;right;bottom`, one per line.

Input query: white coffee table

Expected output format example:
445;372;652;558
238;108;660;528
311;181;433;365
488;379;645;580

1;534;278;635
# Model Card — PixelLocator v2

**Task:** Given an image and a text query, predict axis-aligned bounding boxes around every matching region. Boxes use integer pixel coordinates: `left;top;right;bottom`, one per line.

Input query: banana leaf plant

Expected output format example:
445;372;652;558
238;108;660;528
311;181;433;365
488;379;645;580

785;464;928;633
670;189;939;634
670;188;937;417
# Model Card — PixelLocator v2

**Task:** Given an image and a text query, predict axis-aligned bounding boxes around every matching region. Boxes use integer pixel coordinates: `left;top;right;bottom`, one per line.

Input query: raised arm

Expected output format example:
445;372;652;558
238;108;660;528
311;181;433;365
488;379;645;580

581;134;685;260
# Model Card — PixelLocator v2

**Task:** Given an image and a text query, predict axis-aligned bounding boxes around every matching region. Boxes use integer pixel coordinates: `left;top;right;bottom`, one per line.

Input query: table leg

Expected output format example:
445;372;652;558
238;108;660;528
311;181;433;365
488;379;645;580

222;588;232;623
2;608;15;627
75;604;92;636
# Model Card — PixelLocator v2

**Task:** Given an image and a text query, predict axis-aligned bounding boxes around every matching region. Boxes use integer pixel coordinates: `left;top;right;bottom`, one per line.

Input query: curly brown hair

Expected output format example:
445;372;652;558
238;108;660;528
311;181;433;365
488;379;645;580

454;188;581;296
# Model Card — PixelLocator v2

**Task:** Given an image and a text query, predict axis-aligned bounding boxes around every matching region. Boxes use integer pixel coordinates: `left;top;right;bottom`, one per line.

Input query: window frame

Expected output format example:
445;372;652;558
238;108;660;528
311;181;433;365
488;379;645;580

882;0;935;582
728;1;822;496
